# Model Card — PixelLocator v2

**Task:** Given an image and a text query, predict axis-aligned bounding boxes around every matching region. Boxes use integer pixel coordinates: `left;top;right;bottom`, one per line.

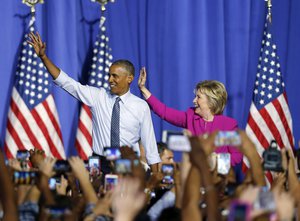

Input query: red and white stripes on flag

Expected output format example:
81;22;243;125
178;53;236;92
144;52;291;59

75;104;93;160
75;16;113;160
245;93;294;184
4;17;65;159
5;89;65;159
244;17;294;185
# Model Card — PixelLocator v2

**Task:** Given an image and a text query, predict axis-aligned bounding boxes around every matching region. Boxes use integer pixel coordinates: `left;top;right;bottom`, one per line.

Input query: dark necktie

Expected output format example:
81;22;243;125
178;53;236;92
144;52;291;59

111;97;121;147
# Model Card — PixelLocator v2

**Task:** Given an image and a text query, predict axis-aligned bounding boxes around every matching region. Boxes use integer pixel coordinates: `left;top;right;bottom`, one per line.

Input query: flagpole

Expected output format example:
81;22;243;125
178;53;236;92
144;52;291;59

22;0;44;28
266;0;272;24
22;0;44;14
91;0;115;12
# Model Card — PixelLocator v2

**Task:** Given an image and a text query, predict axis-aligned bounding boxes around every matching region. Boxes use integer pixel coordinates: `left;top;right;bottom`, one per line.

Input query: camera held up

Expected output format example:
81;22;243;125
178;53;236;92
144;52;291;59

262;140;283;172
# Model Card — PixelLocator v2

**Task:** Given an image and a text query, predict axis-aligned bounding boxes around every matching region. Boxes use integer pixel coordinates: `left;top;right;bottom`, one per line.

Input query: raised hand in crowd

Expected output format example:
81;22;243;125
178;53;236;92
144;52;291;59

271;172;286;192
182;164;202;221
0;150;18;221
7;158;22;171
284;148;298;192
194;131;218;157
68;156;98;204
237;130;266;186
112;177;146;221
238;185;267;219
120;145;137;161
173;164;182;209
146;172;164;192
90;172;103;195
36;157;56;206
192;134;220;221
65;171;80;199
39;156;56;177
84;191;113;221
282;147;300;219
119;146;147;187
273;188;294;221
182;134;220;221
56;174;69;196
29;148;45;169
144;172;164;212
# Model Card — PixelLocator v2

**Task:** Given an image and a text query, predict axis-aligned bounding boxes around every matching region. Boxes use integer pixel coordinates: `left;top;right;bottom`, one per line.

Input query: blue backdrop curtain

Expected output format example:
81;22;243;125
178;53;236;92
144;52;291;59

0;0;299;156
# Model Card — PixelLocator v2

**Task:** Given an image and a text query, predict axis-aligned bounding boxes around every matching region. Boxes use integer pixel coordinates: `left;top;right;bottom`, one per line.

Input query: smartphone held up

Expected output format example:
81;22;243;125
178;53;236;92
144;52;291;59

166;130;241;153
88;156;101;176
104;174;118;192
165;131;191;152
214;131;241;147
161;164;175;185
104;147;121;161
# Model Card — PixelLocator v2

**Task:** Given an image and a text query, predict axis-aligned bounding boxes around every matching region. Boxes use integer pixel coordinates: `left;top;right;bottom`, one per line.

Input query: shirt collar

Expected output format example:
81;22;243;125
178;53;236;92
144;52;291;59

111;89;131;104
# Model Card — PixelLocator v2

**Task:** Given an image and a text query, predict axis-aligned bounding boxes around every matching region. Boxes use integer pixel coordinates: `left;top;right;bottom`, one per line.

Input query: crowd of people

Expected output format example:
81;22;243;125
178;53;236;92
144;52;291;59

1;131;300;221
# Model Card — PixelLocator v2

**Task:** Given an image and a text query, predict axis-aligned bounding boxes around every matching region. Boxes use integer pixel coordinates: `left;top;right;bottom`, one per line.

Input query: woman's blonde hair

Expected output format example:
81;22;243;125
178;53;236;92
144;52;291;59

195;80;227;115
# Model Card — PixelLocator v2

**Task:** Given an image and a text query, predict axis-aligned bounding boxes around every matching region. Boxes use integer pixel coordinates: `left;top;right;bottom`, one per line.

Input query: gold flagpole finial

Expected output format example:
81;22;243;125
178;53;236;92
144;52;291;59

22;0;44;14
91;0;115;12
266;0;272;24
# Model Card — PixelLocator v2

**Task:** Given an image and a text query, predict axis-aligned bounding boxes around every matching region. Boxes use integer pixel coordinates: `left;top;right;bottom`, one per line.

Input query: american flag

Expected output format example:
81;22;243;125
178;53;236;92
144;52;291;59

75;16;113;160
244;16;294;184
4;17;66;159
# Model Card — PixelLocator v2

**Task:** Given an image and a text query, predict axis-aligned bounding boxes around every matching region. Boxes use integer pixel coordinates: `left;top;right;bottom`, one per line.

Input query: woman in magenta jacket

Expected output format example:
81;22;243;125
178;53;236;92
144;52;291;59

138;68;242;166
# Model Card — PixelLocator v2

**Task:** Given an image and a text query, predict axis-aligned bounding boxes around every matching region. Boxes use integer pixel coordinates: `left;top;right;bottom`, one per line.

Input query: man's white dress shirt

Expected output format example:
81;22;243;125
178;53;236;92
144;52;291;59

54;70;160;165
